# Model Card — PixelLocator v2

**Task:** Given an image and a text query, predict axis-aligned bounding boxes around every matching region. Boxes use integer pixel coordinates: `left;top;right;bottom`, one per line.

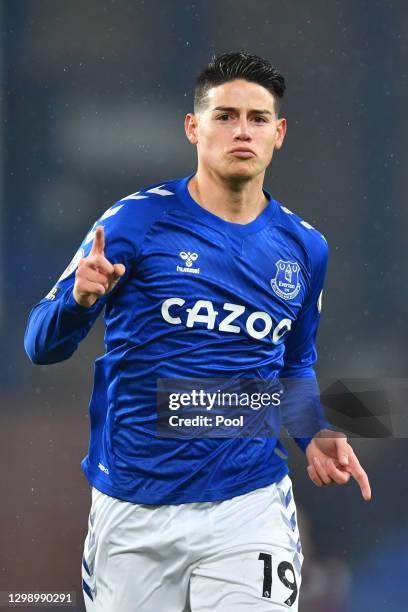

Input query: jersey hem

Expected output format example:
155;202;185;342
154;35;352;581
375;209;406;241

81;461;289;505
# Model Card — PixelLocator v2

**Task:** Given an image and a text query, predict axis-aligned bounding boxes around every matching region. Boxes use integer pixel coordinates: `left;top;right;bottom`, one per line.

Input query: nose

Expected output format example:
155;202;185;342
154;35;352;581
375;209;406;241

233;117;252;141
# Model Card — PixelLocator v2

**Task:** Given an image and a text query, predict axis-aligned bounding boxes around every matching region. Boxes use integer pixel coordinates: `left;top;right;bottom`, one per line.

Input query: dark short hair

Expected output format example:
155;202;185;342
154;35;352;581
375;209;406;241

194;52;286;115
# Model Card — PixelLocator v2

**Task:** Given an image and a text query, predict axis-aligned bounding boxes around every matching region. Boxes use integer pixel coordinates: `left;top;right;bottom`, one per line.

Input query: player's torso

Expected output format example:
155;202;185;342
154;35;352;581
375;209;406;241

82;178;320;502
105;201;310;377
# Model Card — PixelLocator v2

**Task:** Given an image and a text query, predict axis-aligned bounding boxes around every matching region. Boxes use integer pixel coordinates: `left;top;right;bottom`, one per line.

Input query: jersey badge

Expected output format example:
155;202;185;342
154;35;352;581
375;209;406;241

271;260;301;301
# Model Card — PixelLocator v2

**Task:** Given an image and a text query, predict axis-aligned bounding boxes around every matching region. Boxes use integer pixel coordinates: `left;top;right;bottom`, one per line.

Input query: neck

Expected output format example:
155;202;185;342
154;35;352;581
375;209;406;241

188;166;268;224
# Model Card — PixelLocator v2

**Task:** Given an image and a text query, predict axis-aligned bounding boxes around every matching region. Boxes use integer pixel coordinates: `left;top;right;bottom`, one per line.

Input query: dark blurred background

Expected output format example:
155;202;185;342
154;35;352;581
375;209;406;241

1;0;407;610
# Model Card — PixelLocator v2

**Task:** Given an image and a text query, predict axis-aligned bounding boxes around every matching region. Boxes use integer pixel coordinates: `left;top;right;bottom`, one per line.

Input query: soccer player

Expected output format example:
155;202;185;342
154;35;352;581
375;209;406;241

24;52;371;611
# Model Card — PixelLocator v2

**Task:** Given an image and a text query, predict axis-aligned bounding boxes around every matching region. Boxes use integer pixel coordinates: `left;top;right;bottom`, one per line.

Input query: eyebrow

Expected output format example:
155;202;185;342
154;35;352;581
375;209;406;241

212;106;273;115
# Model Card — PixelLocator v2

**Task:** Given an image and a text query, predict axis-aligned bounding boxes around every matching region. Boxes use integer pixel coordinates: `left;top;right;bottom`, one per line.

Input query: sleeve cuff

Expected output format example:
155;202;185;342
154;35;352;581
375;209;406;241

294;437;312;452
294;420;334;452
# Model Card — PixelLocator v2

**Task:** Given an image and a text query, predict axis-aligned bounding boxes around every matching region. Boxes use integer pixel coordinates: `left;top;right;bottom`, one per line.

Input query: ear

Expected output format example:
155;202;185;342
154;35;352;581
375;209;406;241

185;113;198;145
274;117;287;151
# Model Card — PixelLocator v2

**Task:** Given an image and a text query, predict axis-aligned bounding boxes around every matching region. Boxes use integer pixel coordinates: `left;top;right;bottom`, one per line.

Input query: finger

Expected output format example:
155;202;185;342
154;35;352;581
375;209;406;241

348;452;372;501
75;278;107;297
307;464;323;487
312;456;334;485
79;255;114;276
90;226;105;256
107;263;126;291
76;266;110;289
112;263;126;281
334;437;349;467
325;458;351;485
82;270;110;290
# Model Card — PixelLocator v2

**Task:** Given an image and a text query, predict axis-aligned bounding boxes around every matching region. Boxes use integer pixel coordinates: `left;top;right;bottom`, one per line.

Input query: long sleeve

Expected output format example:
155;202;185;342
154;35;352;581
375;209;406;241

279;239;331;451
24;286;106;364
24;201;136;365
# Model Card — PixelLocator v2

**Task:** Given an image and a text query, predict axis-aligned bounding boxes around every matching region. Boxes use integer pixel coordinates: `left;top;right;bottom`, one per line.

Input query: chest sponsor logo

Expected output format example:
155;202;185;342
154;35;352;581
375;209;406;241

271;260;301;301
177;251;200;274
161;298;292;343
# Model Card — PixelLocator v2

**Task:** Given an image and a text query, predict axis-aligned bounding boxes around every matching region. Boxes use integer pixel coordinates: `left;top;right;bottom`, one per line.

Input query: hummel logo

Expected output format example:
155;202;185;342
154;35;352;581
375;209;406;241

177;251;200;274
179;251;198;267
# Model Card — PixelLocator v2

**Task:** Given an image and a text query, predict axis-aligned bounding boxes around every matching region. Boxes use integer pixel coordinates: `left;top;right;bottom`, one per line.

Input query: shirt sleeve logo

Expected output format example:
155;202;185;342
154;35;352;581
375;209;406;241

45;286;61;301
271;260;301;301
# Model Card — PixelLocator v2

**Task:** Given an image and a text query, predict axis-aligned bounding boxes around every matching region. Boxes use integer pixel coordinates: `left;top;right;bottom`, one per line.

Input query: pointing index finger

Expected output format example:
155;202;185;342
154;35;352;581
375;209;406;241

349;452;372;501
90;226;105;256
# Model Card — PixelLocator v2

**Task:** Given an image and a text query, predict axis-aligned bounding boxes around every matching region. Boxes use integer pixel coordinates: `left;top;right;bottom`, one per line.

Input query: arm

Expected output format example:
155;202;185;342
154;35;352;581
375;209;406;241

25;180;175;365
24;226;126;365
279;239;330;449
280;240;371;500
24;286;105;365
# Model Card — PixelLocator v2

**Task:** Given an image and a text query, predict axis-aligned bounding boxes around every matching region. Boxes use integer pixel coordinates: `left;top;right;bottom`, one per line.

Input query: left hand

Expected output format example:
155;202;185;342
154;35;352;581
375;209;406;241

305;429;372;501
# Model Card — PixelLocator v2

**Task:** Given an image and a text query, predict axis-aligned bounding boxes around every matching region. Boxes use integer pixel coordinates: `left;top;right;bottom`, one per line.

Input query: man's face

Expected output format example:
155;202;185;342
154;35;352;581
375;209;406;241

185;79;286;181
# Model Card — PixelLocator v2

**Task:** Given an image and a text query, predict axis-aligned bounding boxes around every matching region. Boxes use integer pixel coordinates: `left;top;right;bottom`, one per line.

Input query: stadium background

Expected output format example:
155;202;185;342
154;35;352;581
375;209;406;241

1;0;407;609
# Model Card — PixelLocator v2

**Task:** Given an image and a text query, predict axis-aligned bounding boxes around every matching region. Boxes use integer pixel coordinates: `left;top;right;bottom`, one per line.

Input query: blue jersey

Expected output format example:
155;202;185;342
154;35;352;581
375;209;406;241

24;174;329;504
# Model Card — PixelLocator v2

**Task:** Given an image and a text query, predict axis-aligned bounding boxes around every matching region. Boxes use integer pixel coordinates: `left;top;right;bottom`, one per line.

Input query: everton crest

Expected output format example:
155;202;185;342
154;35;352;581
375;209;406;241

271;260;301;301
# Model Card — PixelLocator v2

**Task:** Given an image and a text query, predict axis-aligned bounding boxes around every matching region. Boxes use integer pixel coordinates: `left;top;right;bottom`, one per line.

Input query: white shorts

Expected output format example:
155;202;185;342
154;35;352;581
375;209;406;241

82;476;303;611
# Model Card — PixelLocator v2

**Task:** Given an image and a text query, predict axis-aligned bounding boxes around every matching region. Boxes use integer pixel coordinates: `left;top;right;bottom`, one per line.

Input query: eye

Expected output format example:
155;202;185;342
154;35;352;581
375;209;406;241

253;116;268;123
217;114;230;121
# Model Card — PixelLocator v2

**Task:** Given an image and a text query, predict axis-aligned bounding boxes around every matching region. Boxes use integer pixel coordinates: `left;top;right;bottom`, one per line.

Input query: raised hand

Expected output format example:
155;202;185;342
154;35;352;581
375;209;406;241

305;429;372;501
73;226;126;308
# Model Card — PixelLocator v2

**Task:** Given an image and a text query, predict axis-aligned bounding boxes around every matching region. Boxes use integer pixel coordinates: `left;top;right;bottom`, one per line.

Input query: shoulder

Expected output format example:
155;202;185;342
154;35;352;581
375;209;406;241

107;177;182;224
82;177;185;249
273;199;329;267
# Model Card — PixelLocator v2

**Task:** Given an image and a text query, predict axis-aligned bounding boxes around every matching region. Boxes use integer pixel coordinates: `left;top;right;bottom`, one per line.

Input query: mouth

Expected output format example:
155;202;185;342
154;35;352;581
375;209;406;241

229;148;256;159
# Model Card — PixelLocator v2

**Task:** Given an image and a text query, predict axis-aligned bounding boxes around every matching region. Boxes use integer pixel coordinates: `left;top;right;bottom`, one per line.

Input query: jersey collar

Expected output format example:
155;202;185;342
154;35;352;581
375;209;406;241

176;174;278;237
